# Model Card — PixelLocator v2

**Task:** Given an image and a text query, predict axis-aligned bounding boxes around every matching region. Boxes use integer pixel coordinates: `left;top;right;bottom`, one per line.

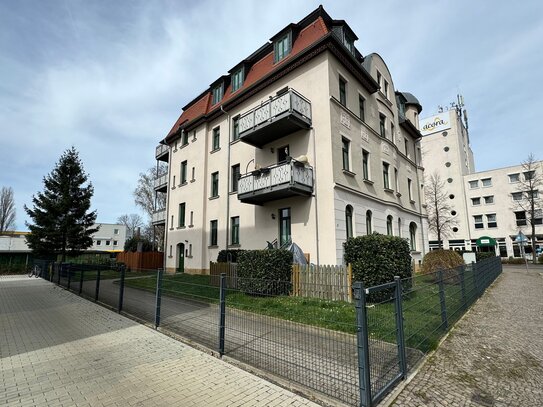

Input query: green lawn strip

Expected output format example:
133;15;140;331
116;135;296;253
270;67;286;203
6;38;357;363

122;273;469;353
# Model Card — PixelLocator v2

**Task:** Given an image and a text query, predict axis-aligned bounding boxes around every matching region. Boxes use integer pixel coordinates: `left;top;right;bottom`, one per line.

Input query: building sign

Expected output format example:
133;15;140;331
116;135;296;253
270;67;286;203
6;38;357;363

419;111;451;136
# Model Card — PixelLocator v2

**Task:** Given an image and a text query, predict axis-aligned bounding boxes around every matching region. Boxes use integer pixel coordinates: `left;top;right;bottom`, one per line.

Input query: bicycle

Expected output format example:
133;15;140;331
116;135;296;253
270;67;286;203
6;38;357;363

28;265;41;278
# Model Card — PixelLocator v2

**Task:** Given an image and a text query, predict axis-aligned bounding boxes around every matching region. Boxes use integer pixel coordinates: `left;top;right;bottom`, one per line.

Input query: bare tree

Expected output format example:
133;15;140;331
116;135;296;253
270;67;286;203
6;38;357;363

117;213;144;238
0;186;16;234
425;172;457;249
514;154;542;264
134;165;167;218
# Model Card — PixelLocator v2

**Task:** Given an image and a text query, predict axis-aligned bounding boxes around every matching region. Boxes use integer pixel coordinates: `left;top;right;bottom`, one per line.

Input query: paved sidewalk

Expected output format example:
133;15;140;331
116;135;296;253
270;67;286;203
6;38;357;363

0;276;319;407
389;265;543;407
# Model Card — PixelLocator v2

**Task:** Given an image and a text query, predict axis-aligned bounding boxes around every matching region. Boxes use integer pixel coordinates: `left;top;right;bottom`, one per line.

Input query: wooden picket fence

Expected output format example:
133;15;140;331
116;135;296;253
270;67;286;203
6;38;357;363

292;264;352;302
209;261;352;302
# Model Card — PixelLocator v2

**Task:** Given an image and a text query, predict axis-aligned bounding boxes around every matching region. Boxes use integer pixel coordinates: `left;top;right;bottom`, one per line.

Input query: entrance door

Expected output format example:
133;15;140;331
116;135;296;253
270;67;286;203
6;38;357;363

177;243;185;273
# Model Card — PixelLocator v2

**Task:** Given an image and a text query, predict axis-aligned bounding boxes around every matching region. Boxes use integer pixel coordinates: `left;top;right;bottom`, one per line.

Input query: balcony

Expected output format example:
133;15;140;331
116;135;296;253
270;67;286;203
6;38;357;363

154;173;168;192
237;160;313;205
238;89;312;148
155;144;169;162
152;209;166;225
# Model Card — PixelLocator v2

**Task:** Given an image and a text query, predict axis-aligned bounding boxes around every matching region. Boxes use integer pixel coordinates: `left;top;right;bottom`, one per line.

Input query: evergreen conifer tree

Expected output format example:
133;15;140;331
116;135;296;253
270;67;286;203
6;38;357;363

25;147;98;261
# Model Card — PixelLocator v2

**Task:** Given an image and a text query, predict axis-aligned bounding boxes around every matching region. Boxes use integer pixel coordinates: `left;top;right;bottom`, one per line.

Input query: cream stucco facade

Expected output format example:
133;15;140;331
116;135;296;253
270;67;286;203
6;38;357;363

155;7;428;274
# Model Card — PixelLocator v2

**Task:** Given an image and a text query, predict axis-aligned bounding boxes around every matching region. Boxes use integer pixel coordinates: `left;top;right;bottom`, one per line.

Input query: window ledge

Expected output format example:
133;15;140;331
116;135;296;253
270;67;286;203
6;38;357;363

410;199;416;204
363;178;374;185
171;186;176;190
176;226;186;230
208;245;219;249
180;143;189;149
384;188;394;193
396;192;402;198
210;148;221;154
209;196;220;201
343;169;356;177
168;255;173;259
169;228;174;231
230;139;241;145
229;191;238;195
228;244;241;248
173;149;178;153
178;182;188;187
189;224;194;228
190;179;195;183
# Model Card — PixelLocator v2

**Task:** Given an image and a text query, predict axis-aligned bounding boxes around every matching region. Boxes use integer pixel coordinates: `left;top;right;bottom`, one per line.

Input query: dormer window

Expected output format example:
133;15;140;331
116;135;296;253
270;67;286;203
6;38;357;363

344;35;354;54
212;83;224;105
231;68;244;93
274;32;292;63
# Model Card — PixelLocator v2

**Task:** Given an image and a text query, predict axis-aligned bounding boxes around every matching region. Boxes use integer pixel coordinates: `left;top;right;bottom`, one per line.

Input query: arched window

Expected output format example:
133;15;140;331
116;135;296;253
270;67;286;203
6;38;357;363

397;218;402;237
409;222;417;251
386;215;393;235
366;210;372;235
345;205;353;239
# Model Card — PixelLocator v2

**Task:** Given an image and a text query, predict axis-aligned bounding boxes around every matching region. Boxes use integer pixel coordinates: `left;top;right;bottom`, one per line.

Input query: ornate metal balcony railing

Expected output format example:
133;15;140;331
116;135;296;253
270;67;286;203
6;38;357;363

237;89;312;148
237;159;313;204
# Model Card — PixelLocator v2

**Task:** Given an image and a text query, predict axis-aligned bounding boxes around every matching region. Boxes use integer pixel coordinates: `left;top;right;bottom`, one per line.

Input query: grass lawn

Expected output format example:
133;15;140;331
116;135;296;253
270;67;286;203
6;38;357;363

123;271;479;353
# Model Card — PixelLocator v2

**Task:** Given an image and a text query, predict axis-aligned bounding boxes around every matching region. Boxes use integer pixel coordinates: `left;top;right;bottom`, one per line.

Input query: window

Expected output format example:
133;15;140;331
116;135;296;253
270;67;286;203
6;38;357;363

212;127;220;150
481;178;492;187
515;211;527;226
212;84;223;105
345;205;353;239
191;167;195;182
359;95;365;121
404;138;409;158
230;216;239;245
96;240;101;246
366;210;372;235
231;68;244;92
211;172;219;197
512;192;523;201
232;117;240;141
113;240;118;246
524;170;535;181
170;215;174;229
394;168;399;192
210;220;218;246
386;215;393;235
486;214;497;228
113;229;119;235
383;162;390;189
376;70;382;88
471;197;481;206
383;79;389;99
474;215;484;229
397;218;402;237
484;196;494;204
379;114;386;138
277;145;290;163
408;178;413;200
339;77;347;106
105;240;110;246
231;164;240;192
181;161;188;184
178;203;185;227
279;208;291;247
182;131;189;146
189;211;194;227
274;33;291;62
508;173;520;183
469;180;479;189
529;190;539;199
342;138;350;171
391;123;395;143
362;150;369;180
409;223;417;251
192;130;197;141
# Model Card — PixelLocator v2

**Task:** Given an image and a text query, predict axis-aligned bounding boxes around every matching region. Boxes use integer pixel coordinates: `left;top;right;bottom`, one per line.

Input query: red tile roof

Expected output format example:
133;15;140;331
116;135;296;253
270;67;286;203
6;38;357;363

166;16;329;138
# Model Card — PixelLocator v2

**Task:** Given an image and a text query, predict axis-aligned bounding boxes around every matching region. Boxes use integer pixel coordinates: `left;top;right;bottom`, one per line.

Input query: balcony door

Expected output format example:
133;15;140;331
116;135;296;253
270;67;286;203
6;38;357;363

279;208;291;247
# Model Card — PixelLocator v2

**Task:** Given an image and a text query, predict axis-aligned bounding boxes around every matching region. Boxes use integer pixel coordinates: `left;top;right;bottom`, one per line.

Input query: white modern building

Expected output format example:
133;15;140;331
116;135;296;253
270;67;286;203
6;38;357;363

420;103;542;257
89;223;127;252
155;6;429;274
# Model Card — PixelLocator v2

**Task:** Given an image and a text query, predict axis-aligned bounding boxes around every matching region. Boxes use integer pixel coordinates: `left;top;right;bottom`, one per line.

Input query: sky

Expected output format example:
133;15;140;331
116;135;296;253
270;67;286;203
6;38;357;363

1;0;542;231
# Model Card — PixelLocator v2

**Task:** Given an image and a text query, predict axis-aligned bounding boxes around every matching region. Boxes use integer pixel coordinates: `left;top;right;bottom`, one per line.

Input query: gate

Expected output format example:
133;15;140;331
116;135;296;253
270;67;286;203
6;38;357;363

354;277;407;406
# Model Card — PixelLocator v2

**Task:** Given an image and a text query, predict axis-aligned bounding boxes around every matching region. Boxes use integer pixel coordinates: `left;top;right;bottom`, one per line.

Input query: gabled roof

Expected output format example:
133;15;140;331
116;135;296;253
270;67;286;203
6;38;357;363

165;6;377;142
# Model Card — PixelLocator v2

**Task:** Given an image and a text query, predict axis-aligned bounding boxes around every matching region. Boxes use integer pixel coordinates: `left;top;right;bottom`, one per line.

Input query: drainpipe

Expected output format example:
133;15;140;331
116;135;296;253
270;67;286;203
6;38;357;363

311;127;320;266
221;106;231;251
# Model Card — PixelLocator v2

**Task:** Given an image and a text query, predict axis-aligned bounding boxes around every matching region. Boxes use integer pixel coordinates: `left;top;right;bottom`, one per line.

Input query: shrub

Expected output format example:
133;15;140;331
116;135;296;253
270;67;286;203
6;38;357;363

344;234;412;302
502;256;525;264
421;250;464;284
217;249;246;263
237;250;293;296
124;236;153;252
476;252;495;262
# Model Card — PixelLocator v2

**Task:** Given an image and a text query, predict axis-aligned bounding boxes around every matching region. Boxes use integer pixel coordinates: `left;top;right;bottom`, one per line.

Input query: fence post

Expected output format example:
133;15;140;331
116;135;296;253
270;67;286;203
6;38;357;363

78;267;84;295
118;265;126;313
154;268;163;328
218;273;227;356
95;269;101;302
437;269;448;330
354;281;372;407
394;276;407;378
67;264;72;290
459;265;467;309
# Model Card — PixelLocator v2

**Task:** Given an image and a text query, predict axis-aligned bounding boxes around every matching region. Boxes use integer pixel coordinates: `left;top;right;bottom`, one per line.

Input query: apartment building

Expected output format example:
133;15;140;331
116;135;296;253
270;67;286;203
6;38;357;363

89;223;127;252
154;6;428;274
420;106;542;257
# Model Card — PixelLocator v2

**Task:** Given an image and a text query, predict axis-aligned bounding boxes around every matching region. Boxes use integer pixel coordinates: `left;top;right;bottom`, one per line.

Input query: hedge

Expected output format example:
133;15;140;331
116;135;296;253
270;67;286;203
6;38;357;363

344;234;412;302
237;250;293;296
